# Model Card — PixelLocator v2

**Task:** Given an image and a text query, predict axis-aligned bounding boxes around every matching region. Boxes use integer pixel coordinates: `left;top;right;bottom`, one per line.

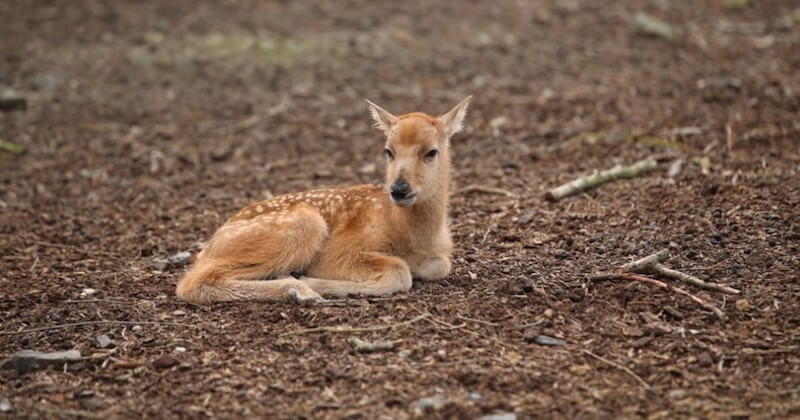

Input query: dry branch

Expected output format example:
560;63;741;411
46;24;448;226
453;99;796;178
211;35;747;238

0;320;192;336
455;184;516;197
545;158;657;201
618;249;670;272
616;249;741;295
651;263;741;295
280;313;430;337
591;272;725;319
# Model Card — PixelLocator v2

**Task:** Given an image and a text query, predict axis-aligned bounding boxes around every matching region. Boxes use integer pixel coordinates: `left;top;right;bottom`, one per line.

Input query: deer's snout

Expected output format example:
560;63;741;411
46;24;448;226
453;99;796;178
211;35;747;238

390;179;412;201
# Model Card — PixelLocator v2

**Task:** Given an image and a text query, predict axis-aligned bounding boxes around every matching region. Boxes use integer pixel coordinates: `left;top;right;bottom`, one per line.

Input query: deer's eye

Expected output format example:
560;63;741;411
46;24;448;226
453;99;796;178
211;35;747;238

424;149;439;159
384;148;394;160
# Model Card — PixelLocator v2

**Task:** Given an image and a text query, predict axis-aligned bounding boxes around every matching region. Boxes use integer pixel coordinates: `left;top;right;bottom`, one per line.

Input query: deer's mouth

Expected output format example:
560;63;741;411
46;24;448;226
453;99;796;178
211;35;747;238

391;193;417;207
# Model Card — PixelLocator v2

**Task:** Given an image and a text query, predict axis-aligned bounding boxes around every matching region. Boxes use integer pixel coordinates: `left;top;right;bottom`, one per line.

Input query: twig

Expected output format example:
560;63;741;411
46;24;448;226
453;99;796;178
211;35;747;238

616;249;740;295
456;315;499;327
618;249;670;273
62;299;136;304
455;184;516;197
545;158;657;201
279;313;430;337
33;403;105;419
316;295;410;307
591;273;725;319
582;349;651;390
651;263;741;295
0;320;193;336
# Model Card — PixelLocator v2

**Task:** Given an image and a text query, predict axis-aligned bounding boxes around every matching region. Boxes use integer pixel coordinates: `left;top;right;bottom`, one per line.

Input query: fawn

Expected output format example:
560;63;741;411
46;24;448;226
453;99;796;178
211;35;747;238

176;96;471;304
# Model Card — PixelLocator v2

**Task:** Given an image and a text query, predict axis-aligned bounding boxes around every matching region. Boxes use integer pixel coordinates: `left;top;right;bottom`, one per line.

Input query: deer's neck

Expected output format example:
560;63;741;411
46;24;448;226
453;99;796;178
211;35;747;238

390;175;450;234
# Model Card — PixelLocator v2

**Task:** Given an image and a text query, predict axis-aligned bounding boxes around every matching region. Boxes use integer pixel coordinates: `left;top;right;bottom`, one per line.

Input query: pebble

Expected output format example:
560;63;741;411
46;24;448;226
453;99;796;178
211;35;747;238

415;395;445;410
95;334;114;349
168;251;192;267
526;334;567;347
152;355;180;370
0;397;11;413
174;347;187;353
149;258;170;271
0;89;27;112
172;310;187;316
151;251;193;271
466;392;483;402
735;299;750;311
481;413;516;420
0;350;82;373
79;288;97;297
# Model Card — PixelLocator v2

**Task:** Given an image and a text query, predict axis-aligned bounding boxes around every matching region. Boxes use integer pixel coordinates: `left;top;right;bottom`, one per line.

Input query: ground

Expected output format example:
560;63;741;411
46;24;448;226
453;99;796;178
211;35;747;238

1;1;799;418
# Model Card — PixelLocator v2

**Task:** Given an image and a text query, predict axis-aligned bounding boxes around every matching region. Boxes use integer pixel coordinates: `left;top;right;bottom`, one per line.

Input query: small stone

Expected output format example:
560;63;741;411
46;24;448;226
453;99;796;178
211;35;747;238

569;364;592;375
95;334;114;349
668;389;687;399
131;325;143;334
174;346;187;353
210;146;233;162
481;413;516;420
149;258;170;271
79;288;97;297
172;310;187;317
466;392;483;402
526;334;567;347
735;299;750;311
0;350;82;373
314;170;334;179
152;355;179;370
78;396;107;411
358;163;376;174
0;89;27;112
415;396;445;410
168;251;192;267
30;72;64;91
0;397;11;413
543;308;554;318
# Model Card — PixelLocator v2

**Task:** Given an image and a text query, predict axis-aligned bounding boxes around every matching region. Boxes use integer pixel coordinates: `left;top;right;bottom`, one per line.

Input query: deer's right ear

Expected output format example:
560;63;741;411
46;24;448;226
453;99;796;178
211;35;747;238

366;99;398;133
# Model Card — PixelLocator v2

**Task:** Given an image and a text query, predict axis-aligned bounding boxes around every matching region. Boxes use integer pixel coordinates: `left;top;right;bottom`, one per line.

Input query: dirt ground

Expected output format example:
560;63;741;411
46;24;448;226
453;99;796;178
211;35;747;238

1;0;799;418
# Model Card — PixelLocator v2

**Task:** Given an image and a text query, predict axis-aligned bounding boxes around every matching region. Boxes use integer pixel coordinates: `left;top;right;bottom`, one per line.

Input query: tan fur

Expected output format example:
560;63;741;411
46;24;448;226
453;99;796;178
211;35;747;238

176;97;471;304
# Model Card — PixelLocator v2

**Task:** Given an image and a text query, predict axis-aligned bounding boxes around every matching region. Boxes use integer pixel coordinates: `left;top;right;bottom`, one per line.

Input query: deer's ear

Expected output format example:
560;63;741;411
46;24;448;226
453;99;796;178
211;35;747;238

366;99;398;133
438;95;472;138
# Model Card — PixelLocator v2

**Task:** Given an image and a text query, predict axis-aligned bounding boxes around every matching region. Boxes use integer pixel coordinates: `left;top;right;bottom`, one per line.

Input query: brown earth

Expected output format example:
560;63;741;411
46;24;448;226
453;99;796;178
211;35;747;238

1;1;799;418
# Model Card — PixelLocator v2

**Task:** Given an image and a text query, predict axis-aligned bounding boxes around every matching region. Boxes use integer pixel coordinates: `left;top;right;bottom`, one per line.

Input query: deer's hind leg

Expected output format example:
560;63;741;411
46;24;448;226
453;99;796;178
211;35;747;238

176;204;329;304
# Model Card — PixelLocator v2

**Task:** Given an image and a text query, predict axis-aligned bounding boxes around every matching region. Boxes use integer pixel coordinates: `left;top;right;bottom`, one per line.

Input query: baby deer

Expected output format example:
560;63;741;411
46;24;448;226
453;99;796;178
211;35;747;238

176;96;471;304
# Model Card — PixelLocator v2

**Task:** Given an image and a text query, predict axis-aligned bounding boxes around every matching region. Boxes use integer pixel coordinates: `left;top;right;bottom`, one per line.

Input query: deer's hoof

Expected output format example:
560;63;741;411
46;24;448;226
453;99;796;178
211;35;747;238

288;287;325;306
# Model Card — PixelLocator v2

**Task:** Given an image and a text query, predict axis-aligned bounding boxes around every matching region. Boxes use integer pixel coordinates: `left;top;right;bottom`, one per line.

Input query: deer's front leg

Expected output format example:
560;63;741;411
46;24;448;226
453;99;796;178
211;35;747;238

412;255;451;280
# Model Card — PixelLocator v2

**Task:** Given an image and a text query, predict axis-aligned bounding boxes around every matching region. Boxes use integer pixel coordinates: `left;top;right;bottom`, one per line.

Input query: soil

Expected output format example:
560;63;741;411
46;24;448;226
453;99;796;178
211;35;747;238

2;1;799;418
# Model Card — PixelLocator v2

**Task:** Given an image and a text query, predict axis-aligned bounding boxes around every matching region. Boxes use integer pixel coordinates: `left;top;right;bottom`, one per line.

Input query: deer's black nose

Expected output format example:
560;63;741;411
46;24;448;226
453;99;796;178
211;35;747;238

390;180;411;200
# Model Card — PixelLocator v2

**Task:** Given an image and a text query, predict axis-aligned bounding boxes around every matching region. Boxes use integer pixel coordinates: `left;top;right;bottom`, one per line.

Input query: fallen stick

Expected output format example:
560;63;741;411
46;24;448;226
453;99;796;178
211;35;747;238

618;249;670;273
545;158;657;201
617;249;741;295
0;320;192;336
455;184;516;197
591;272;725;319
651;263;741;295
581;349;651;390
280;313;430;337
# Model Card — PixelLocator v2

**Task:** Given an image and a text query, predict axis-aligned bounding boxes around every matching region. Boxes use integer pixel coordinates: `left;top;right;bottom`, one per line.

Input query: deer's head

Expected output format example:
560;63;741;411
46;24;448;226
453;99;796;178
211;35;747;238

367;96;471;207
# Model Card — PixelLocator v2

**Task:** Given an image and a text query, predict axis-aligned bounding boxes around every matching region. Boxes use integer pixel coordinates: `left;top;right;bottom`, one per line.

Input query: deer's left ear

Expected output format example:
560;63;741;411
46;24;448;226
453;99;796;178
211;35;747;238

438;95;472;138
